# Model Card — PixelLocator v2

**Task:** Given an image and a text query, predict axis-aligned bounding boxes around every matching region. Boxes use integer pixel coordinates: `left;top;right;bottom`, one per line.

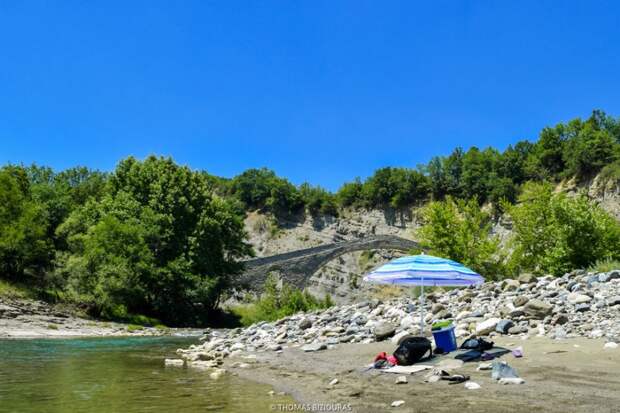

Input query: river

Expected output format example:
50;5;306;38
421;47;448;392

0;336;292;412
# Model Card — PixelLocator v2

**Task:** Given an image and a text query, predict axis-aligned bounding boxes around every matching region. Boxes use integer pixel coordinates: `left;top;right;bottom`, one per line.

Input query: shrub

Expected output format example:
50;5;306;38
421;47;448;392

231;275;333;326
505;182;620;275
417;196;508;278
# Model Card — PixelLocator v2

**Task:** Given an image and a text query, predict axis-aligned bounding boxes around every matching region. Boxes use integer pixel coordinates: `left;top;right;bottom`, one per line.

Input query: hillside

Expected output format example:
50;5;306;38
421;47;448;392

242;177;620;304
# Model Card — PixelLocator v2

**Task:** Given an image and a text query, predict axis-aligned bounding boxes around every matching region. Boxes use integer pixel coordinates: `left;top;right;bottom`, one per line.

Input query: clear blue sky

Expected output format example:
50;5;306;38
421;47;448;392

2;1;619;191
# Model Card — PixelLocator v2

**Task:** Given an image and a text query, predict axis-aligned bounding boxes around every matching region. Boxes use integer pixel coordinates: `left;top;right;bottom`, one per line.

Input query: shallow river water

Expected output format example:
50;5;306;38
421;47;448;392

0;336;292;412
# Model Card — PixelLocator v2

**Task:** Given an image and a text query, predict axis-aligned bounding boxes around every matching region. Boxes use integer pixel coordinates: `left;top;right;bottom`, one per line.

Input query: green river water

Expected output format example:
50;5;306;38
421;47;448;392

0;336;292;413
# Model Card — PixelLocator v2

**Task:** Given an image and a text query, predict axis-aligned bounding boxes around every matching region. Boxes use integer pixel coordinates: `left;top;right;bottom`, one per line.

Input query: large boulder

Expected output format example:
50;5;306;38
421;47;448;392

475;318;501;335
502;279;520;291
496;319;515;334
523;299;553;319
567;293;592;305
518;273;537;284
513;296;529;307
298;318;313;330
373;322;396;341
302;342;327;352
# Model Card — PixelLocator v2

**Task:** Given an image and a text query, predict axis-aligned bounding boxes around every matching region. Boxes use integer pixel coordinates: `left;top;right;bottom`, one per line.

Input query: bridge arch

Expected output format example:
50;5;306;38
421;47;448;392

238;235;422;290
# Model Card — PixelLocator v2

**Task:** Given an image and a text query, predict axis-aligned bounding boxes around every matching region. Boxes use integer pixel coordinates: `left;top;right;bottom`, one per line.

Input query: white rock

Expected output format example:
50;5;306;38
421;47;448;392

164;358;184;367
498;378;525;385
568;293;592;305
391;400;405;407
464;382;481;390
475;318;501;335
395;375;408;384
604;342;618;349
329;378;339;386
400;316;415;329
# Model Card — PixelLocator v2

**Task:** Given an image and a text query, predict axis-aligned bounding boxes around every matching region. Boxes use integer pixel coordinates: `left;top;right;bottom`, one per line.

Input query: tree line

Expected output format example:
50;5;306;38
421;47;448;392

218;110;620;216
1;110;619;325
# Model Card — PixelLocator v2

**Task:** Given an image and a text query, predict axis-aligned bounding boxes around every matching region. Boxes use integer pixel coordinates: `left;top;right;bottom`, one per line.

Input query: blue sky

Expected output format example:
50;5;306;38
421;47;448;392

1;1;619;191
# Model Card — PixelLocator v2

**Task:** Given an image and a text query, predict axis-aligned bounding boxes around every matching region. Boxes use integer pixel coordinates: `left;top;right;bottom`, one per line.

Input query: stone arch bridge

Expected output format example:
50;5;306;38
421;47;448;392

238;235;422;290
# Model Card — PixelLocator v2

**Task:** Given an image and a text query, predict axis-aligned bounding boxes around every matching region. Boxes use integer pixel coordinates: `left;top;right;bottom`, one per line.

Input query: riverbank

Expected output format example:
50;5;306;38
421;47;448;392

224;335;619;413
0;296;200;338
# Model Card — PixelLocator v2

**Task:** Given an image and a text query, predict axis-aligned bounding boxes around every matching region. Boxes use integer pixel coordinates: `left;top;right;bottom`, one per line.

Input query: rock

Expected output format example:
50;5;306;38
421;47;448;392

477;362;493;371
391;330;412;345
476;318;501;335
374;322;396;341
513;296;529;307
604;342;618;349
400;316;415;329
551;314;569;325
502;279;520;291
499;378;525;385
391;400;405;407
395;375;408;384
599;270;620;283
568;293;592;305
329;378;339;386
302;342;327;352
607;296;620;306
575;304;591;312
464;382;481;390
431;303;445;314
518;273;536;283
496;319;515;334
508;325;528;335
524;299;553;319
164;358;184;367
298;318;312;330
209;368;225;380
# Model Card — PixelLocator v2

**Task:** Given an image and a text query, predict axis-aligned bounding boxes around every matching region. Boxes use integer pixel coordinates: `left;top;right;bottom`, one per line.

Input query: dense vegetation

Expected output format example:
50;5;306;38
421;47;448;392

218;110;620;215
1;110;620;325
231;275;333;326
0;157;251;325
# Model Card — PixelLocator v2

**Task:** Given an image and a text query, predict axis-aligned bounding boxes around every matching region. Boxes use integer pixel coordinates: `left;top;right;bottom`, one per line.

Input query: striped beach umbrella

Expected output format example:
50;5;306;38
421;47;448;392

364;254;484;330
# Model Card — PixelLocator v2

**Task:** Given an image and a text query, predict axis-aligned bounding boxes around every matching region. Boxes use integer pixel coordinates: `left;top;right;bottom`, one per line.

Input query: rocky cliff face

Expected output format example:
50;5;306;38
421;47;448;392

242;176;620;304
243;208;418;303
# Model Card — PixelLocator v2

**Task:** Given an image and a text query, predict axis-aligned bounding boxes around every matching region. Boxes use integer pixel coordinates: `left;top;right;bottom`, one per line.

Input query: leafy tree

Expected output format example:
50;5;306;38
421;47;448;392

525;125;567;180
505;182;620;275
299;183;338;216
336;178;363;207
562;117;617;179
230;168;303;216
417;197;507;278
0;166;53;282
361;167;429;209
59;156;252;325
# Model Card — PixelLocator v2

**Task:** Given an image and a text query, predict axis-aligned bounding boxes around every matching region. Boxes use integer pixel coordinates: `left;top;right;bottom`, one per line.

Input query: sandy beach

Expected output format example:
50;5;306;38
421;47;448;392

226;336;620;413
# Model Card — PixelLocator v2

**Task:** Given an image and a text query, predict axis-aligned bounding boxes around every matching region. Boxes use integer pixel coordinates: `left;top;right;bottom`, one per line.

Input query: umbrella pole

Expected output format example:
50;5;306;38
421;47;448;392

419;279;425;333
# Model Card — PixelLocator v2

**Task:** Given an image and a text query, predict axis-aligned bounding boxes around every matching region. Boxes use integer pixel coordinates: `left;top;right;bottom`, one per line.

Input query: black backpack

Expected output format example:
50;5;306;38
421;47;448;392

393;337;432;365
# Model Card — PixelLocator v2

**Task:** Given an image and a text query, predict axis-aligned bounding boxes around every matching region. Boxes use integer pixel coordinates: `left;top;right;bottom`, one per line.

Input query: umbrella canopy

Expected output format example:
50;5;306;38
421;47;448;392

363;254;484;287
364;254;484;331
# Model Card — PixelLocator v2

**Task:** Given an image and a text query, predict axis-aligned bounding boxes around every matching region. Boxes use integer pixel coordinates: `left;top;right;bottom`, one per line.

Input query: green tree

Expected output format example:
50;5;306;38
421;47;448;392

417;197;506;278
58;156;252;325
0;166;53;282
336;178;363;208
506;182;620;275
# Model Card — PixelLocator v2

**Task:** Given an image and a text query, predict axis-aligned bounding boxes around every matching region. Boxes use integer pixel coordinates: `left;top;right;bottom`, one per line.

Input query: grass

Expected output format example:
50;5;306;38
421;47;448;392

588;258;620;273
599;160;620;184
46;324;59;330
0;279;37;299
229;275;333;326
127;324;144;332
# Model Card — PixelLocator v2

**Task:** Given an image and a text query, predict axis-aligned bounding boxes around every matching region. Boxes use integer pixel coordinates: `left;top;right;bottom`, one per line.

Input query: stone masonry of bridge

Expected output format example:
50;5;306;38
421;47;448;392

238;235;422;290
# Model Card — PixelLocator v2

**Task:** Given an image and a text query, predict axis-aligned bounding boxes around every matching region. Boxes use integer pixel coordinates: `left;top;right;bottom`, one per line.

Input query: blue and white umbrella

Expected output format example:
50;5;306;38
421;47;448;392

364;254;484;330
